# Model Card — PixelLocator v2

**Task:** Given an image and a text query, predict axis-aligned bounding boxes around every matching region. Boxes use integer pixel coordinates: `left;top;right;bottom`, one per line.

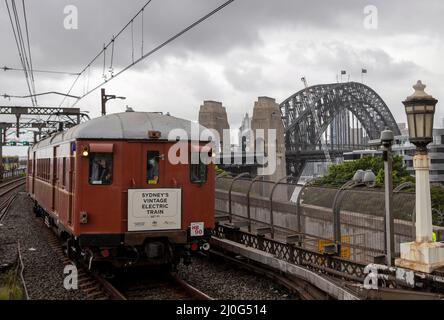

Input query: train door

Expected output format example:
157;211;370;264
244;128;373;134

31;151;36;194
52;146;59;213
68;147;74;226
143;144;166;187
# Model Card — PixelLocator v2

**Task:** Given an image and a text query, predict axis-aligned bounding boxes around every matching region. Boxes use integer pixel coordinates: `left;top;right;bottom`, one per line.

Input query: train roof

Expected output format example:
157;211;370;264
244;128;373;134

32;111;211;149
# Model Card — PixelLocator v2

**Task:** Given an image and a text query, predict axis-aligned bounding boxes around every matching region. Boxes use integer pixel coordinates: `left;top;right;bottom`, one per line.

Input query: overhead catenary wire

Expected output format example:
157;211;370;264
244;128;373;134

2;91;80;99
12;0;36;106
1;66;80;76
21;0;36;104
141;8;144;56
57;0;154;108
4;0;36;106
68;0;235;108
131;20;134;63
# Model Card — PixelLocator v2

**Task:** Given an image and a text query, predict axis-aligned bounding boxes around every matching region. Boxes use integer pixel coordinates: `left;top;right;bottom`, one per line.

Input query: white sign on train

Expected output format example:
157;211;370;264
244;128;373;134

127;189;181;231
190;222;204;236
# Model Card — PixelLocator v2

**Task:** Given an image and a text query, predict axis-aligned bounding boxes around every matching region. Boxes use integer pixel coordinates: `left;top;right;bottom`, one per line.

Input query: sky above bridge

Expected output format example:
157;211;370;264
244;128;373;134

1;0;443;156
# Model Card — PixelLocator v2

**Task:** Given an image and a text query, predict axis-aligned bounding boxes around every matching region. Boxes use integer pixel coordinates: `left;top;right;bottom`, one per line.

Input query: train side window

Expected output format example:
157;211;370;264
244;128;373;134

147;151;160;184
190;153;207;184
89;153;113;185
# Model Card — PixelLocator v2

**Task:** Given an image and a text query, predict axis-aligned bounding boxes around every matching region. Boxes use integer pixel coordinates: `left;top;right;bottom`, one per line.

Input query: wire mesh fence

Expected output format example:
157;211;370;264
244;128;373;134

1;168;26;180
215;175;442;265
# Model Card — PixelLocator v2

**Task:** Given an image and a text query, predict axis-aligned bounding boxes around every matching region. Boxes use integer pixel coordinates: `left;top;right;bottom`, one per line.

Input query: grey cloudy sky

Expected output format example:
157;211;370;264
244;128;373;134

1;0;444;156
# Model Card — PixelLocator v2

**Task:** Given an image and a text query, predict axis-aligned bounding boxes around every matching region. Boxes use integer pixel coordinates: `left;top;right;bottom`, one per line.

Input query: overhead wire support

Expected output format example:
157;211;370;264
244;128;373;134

68;0;235;108
57;0;154;108
1;66;80;76
2;91;81;99
109;36;115;77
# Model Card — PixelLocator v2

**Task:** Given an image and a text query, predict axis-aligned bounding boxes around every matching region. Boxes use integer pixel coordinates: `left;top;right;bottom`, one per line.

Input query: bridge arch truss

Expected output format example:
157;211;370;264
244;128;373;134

280;82;401;180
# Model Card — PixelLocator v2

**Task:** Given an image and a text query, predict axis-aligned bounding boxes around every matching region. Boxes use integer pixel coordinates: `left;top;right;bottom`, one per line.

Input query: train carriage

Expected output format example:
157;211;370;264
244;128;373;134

27;111;215;269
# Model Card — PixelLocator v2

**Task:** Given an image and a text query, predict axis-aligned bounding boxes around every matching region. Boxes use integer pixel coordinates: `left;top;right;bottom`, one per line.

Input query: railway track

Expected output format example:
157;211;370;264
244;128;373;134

205;249;329;300
46;230;211;300
0;177;25;222
114;269;213;300
45;233;127;300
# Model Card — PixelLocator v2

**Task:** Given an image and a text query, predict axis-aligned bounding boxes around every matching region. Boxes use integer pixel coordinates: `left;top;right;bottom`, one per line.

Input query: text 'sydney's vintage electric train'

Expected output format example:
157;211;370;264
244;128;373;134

26;111;215;268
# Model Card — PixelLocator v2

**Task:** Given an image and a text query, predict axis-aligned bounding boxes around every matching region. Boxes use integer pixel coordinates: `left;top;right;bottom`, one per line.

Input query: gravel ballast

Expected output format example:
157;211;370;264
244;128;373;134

1;192;296;300
178;255;295;300
0;192;86;300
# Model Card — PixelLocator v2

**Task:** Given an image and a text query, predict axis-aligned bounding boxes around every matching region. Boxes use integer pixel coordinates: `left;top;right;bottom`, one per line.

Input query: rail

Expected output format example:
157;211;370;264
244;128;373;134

0;178;24;222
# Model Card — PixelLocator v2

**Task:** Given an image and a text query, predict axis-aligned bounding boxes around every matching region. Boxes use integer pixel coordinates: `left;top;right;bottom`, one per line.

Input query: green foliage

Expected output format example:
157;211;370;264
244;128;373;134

311;156;444;226
312;155;412;188
0;270;24;300
431;185;444;226
215;165;226;176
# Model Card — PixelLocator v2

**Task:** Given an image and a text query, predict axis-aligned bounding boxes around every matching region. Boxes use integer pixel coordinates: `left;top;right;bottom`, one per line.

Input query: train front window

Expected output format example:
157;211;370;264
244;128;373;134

147;151;160;184
190;154;207;184
89;153;113;185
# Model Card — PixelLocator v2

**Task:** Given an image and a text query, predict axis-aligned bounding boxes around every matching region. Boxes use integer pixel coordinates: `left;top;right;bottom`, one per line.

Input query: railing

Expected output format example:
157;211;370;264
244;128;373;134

213;223;367;282
1;168;26;180
215;175;444;265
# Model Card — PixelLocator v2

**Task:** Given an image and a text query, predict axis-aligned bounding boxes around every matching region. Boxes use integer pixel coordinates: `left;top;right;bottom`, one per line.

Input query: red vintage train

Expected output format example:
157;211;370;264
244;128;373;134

26;111;215;269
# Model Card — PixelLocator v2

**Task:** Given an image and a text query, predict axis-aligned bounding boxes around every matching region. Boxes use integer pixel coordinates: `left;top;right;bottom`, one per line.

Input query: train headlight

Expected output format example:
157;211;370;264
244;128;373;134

82;146;89;157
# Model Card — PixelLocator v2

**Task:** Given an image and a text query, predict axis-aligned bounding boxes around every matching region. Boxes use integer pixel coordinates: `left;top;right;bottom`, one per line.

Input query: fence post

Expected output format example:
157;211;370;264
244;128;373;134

269;175;291;239
296;183;312;234
246;176;263;232
228;172;250;223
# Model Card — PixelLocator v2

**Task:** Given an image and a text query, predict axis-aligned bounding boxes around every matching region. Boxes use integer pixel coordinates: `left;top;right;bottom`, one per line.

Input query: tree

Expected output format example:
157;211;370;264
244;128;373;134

311;155;413;188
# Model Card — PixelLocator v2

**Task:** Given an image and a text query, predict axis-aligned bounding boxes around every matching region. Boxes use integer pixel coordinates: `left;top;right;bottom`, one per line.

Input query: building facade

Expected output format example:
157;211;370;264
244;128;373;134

393;128;444;184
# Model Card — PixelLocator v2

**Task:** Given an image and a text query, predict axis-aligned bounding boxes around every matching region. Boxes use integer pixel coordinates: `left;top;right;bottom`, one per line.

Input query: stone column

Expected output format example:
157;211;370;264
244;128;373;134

251;96;286;184
198;100;230;152
414;154;433;242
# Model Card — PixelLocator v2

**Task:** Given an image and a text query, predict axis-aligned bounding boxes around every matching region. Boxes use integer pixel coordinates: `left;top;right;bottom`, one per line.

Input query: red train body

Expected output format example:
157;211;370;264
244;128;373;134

26;112;215;268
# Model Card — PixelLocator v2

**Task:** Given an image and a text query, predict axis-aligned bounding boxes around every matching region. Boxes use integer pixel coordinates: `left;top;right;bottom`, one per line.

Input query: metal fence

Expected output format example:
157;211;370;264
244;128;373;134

1;168;26;180
215;174;444;265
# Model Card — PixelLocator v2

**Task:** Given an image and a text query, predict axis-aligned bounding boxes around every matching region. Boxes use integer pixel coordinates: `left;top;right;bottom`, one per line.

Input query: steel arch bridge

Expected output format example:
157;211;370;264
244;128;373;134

280;81;401;180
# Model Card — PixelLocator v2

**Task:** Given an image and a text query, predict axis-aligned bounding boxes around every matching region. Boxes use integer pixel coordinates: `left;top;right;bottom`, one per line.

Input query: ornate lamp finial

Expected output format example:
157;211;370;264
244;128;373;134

406;80;434;101
413;80;426;92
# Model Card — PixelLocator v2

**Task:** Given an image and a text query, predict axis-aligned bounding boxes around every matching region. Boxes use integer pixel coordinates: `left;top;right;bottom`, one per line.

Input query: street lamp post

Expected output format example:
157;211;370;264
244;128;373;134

101;88;126;116
380;129;395;266
395;80;444;273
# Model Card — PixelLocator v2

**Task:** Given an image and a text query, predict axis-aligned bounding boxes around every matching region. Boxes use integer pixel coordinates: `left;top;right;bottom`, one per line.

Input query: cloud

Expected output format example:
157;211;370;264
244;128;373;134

1;0;444;156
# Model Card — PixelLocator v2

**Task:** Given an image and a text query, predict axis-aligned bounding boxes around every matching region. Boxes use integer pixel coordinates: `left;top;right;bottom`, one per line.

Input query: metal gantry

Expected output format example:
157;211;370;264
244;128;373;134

0;106;89;180
280;82;401;180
